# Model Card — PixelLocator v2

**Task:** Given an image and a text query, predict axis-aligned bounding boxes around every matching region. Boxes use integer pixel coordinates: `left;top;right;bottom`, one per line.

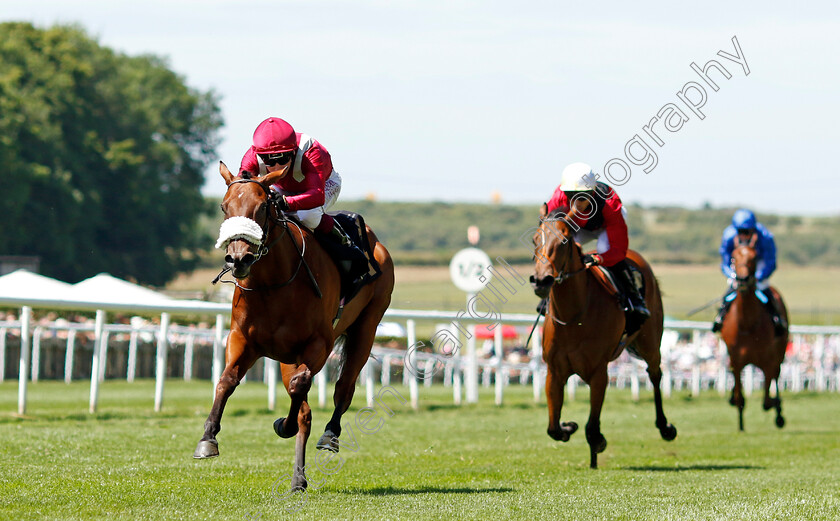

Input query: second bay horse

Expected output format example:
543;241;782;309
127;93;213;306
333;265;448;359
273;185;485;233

193;162;395;491
720;235;788;431
530;204;676;468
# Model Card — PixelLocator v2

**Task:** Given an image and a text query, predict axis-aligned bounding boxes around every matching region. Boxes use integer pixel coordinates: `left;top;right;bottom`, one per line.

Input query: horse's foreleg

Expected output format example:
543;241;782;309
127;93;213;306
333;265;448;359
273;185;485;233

194;335;256;459
646;365;677;441
730;365;745;431
585;366;608;469
274;364;313;439
546;366;577;442
290;401;313;491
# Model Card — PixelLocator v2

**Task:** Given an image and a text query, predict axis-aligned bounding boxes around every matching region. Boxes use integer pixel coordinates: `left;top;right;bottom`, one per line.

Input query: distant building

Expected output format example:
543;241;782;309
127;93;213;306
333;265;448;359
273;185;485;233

0;256;40;276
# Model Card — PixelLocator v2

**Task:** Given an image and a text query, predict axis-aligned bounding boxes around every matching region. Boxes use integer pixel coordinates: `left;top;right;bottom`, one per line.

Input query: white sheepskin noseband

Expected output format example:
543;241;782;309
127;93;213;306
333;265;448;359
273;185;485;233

215;216;263;249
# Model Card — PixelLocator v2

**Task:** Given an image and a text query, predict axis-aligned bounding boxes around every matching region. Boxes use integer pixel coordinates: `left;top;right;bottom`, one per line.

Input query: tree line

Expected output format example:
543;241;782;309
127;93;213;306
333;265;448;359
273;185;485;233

0;22;222;286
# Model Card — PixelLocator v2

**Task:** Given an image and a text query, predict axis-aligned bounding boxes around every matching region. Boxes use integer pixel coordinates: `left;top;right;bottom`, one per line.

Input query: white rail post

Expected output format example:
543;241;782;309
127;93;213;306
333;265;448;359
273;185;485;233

183;334;195;382
266;358;277;411
212;314;225;400
381;355;391;386
30;327;42;382
494;325;504;406
815;334;826;392
0;327;6;383
531;323;541;403
89;309;106;413
98;330;110;382
126;323;139;383
661;333;672;399
317;368;327;408
154;312;170;412
18;307;32;415
64;331;76;384
466;324;478;403
365;359;375;407
453;358;462;405
406;319;419;410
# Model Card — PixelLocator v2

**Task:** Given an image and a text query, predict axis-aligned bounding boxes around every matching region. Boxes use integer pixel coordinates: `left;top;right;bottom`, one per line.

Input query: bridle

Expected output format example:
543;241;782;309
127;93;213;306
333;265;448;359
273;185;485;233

538;218;587;287
212;178;321;296
732;245;756;290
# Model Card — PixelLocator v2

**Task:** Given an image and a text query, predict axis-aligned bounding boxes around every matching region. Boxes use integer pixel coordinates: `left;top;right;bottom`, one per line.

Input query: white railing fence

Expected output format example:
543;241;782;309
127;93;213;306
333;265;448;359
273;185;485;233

2;308;839;414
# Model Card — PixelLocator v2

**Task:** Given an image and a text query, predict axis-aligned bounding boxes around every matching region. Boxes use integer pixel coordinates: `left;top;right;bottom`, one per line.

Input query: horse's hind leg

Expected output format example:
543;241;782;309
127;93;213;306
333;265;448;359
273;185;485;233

545;365;578;442
194;332;257;458
319;314;378;452
585;366;609;469
646;363;677;441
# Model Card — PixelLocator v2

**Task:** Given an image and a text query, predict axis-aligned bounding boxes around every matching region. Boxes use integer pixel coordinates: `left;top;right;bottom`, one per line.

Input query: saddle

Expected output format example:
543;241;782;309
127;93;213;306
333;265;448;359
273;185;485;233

590;264;647;358
315;211;382;305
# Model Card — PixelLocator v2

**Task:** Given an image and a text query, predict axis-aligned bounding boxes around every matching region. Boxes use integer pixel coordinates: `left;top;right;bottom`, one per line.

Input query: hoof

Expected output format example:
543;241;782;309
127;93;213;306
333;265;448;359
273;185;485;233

776;416;785;428
548;422;578;442
316;431;339;452
291;476;308;491
274;417;298;439
193;439;219;459
658;423;678;441
592;436;607;454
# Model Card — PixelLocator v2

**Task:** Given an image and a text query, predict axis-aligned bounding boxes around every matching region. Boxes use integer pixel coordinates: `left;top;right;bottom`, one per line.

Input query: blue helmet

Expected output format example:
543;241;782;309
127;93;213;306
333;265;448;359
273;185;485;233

732;209;757;231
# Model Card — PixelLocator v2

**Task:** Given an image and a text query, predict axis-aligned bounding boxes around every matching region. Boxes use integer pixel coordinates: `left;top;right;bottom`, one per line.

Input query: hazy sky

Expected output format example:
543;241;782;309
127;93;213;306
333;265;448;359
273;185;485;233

4;1;839;215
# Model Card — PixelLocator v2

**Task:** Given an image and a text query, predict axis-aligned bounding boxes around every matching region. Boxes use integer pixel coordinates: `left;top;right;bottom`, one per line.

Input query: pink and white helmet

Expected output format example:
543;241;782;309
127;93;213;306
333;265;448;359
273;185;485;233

252;117;296;154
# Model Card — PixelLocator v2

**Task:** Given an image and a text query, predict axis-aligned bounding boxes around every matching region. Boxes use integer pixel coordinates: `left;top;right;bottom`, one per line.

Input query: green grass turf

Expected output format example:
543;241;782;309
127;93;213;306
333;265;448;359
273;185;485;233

1;380;839;520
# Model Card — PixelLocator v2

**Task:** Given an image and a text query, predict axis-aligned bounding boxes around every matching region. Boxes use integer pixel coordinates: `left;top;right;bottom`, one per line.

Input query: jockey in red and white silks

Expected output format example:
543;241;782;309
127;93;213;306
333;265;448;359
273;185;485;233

543;162;649;320
236;117;365;269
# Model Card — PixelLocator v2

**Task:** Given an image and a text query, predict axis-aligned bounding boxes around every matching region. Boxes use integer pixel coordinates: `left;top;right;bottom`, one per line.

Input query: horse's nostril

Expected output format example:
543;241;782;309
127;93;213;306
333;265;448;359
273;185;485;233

242;253;255;266
224;254;234;265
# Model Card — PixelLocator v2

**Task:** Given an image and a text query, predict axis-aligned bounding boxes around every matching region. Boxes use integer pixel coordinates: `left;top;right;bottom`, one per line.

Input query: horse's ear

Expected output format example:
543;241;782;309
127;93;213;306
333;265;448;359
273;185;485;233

256;162;291;188
220;161;235;185
539;203;548;219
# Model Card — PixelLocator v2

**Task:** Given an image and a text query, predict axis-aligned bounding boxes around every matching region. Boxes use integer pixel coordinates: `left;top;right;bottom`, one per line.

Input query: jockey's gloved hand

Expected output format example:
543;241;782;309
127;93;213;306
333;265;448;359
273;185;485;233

582;254;601;268
277;195;289;212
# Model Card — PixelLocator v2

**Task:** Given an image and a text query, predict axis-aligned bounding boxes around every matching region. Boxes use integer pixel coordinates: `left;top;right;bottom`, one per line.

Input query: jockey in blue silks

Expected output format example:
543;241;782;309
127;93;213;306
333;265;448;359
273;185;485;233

712;208;787;336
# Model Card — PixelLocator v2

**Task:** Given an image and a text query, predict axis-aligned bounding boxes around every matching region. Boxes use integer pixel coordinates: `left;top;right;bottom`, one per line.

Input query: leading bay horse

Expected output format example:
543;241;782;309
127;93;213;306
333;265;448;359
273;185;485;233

193;162;395;491
530;204;676;468
720;235;788;431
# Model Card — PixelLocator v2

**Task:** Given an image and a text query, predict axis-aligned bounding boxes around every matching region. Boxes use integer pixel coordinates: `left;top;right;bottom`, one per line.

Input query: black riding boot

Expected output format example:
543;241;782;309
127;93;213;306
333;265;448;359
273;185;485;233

760;289;787;336
711;292;734;333
319;223;367;278
608;260;650;319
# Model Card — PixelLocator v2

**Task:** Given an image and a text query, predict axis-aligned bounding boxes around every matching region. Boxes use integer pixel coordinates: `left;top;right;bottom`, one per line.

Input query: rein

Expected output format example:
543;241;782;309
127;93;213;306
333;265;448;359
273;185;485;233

212;179;322;297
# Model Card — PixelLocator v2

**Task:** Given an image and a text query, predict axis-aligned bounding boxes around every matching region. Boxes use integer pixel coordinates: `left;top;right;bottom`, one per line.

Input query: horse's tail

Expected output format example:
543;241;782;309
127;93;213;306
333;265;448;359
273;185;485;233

331;334;348;378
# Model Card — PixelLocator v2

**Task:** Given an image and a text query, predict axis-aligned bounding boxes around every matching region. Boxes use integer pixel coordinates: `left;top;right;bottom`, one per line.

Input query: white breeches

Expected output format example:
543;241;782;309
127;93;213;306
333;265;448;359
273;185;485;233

295;170;342;229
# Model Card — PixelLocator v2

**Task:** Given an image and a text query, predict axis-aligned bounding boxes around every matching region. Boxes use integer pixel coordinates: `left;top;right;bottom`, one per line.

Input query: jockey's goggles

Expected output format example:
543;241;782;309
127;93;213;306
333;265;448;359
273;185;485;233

260;152;293;167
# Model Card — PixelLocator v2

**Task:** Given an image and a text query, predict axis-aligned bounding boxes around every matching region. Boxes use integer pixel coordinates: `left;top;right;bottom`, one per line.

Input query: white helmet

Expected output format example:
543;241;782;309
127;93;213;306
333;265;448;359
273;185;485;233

560;162;597;192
